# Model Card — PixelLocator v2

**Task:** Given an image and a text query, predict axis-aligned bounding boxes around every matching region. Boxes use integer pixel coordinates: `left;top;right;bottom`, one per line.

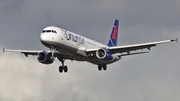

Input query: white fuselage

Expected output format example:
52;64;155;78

40;26;120;65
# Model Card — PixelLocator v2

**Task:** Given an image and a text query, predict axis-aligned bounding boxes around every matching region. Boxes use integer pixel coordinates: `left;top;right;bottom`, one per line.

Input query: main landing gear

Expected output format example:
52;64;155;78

58;56;68;73
98;64;107;71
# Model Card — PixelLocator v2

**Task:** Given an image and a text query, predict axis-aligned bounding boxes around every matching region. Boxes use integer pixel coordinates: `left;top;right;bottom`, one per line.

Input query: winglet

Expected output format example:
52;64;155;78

2;47;5;53
171;38;178;43
175;38;178;43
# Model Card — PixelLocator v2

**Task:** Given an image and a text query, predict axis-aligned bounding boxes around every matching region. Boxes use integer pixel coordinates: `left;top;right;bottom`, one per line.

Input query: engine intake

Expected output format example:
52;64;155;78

96;48;113;60
37;51;54;64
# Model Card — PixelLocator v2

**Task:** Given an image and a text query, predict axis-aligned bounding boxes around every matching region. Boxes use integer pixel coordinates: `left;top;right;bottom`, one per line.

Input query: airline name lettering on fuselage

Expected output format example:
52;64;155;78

65;31;84;45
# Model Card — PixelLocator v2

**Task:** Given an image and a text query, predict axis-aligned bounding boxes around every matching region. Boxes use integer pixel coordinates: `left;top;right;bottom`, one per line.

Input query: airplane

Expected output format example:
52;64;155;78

3;19;178;73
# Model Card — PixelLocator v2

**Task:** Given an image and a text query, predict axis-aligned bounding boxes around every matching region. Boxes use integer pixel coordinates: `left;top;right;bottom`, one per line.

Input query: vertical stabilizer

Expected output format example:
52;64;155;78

107;19;119;47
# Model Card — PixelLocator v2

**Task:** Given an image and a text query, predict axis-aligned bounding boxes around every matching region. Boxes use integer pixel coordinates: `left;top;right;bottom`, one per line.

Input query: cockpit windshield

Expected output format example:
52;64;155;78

42;30;57;33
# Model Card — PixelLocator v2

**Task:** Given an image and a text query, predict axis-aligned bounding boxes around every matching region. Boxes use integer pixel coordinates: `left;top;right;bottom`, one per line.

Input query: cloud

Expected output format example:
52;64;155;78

1;45;180;101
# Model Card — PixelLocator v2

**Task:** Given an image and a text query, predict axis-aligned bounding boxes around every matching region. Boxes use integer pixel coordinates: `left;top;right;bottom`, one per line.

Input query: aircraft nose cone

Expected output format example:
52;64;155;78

40;33;50;44
40;33;45;41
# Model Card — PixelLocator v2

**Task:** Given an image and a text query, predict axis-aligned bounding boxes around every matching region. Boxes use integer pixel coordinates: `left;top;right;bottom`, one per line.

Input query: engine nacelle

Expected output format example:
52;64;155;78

37;51;54;64
96;48;113;60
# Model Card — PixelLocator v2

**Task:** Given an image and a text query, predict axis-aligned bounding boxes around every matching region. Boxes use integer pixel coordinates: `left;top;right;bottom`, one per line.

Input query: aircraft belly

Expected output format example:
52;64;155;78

86;59;116;65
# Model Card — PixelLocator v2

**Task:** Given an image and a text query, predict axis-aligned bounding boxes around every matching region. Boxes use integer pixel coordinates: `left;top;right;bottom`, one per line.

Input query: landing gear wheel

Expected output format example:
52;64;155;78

98;64;102;71
59;65;68;73
64;66;68;73
59;66;63;73
98;64;107;71
103;64;107;70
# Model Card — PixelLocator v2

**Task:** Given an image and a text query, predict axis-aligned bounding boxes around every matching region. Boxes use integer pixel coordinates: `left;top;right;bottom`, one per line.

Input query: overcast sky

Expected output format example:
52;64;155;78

0;0;180;101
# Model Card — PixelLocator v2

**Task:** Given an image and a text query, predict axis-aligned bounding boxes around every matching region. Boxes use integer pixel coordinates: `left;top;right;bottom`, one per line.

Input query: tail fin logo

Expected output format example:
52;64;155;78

112;26;118;40
107;20;119;47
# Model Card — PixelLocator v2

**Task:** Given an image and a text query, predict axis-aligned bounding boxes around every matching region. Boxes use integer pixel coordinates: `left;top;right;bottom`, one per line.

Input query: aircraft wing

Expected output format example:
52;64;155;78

2;48;61;57
86;38;178;56
109;39;177;54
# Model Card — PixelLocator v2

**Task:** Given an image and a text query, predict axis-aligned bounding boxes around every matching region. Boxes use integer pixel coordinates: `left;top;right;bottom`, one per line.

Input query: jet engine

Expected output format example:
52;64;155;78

37;51;54;64
96;48;113;60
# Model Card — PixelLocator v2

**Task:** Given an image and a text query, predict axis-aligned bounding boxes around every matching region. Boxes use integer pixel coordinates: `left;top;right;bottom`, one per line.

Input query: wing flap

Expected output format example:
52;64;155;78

117;51;149;56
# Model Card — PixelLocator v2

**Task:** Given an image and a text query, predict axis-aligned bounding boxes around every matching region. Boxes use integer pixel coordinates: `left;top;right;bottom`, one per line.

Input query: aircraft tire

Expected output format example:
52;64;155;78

59;66;63;73
98;64;102;71
103;64;107;70
64;66;68;73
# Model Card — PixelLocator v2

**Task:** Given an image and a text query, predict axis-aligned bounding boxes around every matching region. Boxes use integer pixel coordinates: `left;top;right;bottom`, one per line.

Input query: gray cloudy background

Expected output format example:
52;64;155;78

0;0;180;101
